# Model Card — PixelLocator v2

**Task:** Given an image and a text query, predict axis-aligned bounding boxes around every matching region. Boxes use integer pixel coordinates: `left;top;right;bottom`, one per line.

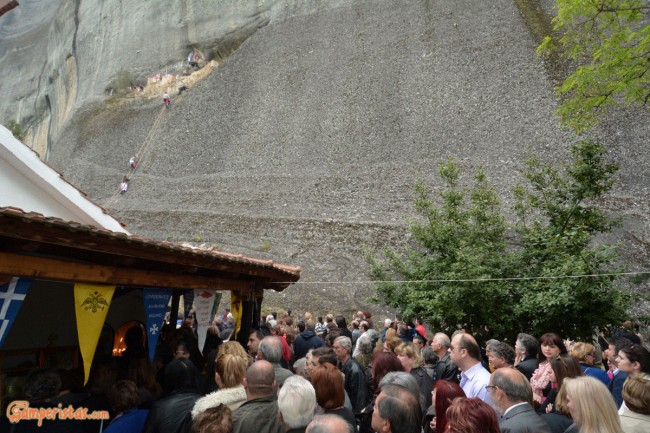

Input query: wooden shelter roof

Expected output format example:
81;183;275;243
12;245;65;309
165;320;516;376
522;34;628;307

0;207;300;292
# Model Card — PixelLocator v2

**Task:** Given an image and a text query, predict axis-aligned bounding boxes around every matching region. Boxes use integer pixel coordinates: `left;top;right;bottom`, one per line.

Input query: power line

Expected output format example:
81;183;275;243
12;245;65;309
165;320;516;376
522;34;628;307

269;270;650;285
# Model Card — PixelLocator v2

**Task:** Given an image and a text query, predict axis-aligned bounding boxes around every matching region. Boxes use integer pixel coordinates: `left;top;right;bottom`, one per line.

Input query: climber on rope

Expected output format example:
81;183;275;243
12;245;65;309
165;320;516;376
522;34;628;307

120;177;129;194
163;91;171;108
128;157;137;170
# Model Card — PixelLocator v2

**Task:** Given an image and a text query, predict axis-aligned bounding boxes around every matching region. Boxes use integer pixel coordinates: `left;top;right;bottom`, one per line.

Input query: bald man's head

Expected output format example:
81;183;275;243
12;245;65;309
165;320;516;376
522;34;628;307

491;367;532;410
244;360;276;397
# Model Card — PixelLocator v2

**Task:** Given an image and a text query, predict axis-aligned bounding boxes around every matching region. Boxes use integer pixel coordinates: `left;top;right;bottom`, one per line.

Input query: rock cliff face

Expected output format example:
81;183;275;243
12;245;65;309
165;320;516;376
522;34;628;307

0;0;351;155
2;0;649;316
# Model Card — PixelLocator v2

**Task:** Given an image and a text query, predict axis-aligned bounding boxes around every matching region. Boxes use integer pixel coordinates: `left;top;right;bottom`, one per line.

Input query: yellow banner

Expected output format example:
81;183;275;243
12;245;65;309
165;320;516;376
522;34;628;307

74;283;115;384
230;292;242;341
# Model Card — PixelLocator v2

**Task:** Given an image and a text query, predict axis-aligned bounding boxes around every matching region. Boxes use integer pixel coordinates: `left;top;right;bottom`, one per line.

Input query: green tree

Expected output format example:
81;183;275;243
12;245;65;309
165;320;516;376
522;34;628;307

369;141;632;340
538;1;650;132
368;161;516;337
512;140;631;338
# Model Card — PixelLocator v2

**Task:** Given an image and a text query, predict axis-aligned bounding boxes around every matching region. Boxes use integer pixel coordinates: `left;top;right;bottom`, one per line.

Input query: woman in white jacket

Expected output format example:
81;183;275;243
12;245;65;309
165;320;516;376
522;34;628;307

192;347;248;418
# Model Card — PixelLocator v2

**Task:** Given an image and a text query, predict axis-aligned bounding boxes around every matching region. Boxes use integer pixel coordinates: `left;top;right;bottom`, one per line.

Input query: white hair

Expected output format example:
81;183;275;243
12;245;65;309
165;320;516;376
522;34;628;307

278;375;317;429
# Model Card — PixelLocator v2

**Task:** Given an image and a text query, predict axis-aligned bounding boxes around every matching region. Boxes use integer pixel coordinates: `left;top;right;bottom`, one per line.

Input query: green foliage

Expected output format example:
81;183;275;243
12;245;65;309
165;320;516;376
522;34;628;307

540;1;650;132
260;239;271;252
369;141;632;340
5;120;23;140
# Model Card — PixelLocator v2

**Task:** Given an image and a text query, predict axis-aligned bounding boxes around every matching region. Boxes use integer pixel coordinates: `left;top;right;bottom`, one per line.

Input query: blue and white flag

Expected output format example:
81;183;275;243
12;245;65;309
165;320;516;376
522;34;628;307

0;277;33;348
144;288;172;361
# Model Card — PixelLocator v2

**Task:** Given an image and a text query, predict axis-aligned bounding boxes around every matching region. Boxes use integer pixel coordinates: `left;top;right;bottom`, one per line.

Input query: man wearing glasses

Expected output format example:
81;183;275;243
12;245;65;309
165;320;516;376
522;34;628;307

488;368;551;433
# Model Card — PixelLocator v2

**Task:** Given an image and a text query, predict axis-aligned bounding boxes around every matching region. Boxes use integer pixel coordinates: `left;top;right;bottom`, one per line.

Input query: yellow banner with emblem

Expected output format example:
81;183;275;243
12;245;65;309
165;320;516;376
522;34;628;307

74;283;115;384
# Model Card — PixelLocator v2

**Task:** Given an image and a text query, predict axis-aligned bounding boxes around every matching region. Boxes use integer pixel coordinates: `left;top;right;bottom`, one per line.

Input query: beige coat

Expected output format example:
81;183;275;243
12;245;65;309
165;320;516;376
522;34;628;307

619;407;650;433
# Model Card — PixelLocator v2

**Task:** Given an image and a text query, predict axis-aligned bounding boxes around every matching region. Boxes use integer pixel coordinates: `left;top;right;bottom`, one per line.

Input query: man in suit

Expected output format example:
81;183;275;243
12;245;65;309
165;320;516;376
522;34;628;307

490;368;551;433
514;333;539;380
606;336;632;408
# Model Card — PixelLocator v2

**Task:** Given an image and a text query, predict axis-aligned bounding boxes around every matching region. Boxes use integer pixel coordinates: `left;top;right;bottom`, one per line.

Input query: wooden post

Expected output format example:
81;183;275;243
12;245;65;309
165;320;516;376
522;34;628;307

170;291;181;326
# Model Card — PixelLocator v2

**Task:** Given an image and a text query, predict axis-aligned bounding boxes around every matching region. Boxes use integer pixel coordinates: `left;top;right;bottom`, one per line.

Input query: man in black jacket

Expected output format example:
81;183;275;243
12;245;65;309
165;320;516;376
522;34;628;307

514;333;539;381
333;336;368;413
431;332;459;384
294;321;324;360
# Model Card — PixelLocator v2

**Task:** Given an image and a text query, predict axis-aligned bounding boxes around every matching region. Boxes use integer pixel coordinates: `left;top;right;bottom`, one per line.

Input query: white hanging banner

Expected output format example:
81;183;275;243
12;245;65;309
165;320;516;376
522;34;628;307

193;289;217;352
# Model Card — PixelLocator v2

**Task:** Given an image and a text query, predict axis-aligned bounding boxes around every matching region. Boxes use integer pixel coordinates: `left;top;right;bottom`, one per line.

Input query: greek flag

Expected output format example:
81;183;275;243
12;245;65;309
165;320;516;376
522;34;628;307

0;277;33;348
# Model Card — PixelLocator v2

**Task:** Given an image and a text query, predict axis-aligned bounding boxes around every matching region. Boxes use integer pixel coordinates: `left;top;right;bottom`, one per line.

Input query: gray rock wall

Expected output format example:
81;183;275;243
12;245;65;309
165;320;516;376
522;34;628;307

0;0;352;154
3;0;649;316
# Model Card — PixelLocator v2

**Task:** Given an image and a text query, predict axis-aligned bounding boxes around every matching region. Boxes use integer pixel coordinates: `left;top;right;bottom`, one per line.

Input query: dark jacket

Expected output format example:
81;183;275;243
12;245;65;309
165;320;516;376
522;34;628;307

540;413;578;433
434;353;459;384
516;357;538;381
341;357;369;413
293;330;324;360
411;367;434;408
232;396;284;433
608;370;627;408
143;390;201;433
325;407;358;433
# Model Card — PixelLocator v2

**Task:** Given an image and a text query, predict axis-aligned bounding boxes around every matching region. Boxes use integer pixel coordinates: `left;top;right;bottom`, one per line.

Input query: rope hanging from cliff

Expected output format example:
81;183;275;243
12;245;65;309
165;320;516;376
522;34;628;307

103;104;167;207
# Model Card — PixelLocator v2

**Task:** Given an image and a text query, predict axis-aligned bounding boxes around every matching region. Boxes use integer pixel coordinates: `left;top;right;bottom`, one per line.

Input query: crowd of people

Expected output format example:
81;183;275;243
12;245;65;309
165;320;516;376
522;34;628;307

3;309;649;433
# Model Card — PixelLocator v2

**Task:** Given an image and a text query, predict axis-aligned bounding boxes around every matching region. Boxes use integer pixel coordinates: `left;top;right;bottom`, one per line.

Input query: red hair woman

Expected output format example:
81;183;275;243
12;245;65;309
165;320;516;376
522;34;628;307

446;397;500;433
424;380;466;433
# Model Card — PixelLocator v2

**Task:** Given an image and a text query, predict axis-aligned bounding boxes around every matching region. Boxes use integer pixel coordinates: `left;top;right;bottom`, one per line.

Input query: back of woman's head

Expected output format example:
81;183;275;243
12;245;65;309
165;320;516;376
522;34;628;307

310;363;345;410
128;353;161;397
217;341;248;359
164;358;199;394
434;380;466;433
551;354;584;389
619;343;650;374
216;353;247;389
622;376;650;415
384;335;401;353
107;380;139;413
371;352;404;392
569;342;596;364
563;377;623;433
445;397;500;433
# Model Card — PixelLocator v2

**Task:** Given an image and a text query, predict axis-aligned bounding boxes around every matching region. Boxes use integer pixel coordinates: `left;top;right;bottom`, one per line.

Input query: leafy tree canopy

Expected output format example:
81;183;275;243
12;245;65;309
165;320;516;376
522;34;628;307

368;141;632;340
538;0;650;132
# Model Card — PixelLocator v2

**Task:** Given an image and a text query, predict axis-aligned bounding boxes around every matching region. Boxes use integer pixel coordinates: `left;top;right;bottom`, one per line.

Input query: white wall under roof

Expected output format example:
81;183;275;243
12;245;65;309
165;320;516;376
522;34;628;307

0;125;129;233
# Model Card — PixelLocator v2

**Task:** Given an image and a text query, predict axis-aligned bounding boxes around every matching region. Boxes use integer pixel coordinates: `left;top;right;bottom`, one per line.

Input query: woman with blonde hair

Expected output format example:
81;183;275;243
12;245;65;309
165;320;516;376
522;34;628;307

382;334;401;354
191;352;248;418
563;376;624;433
619;376;650;433
217;340;249;360
569;342;610;385
395;342;433;407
